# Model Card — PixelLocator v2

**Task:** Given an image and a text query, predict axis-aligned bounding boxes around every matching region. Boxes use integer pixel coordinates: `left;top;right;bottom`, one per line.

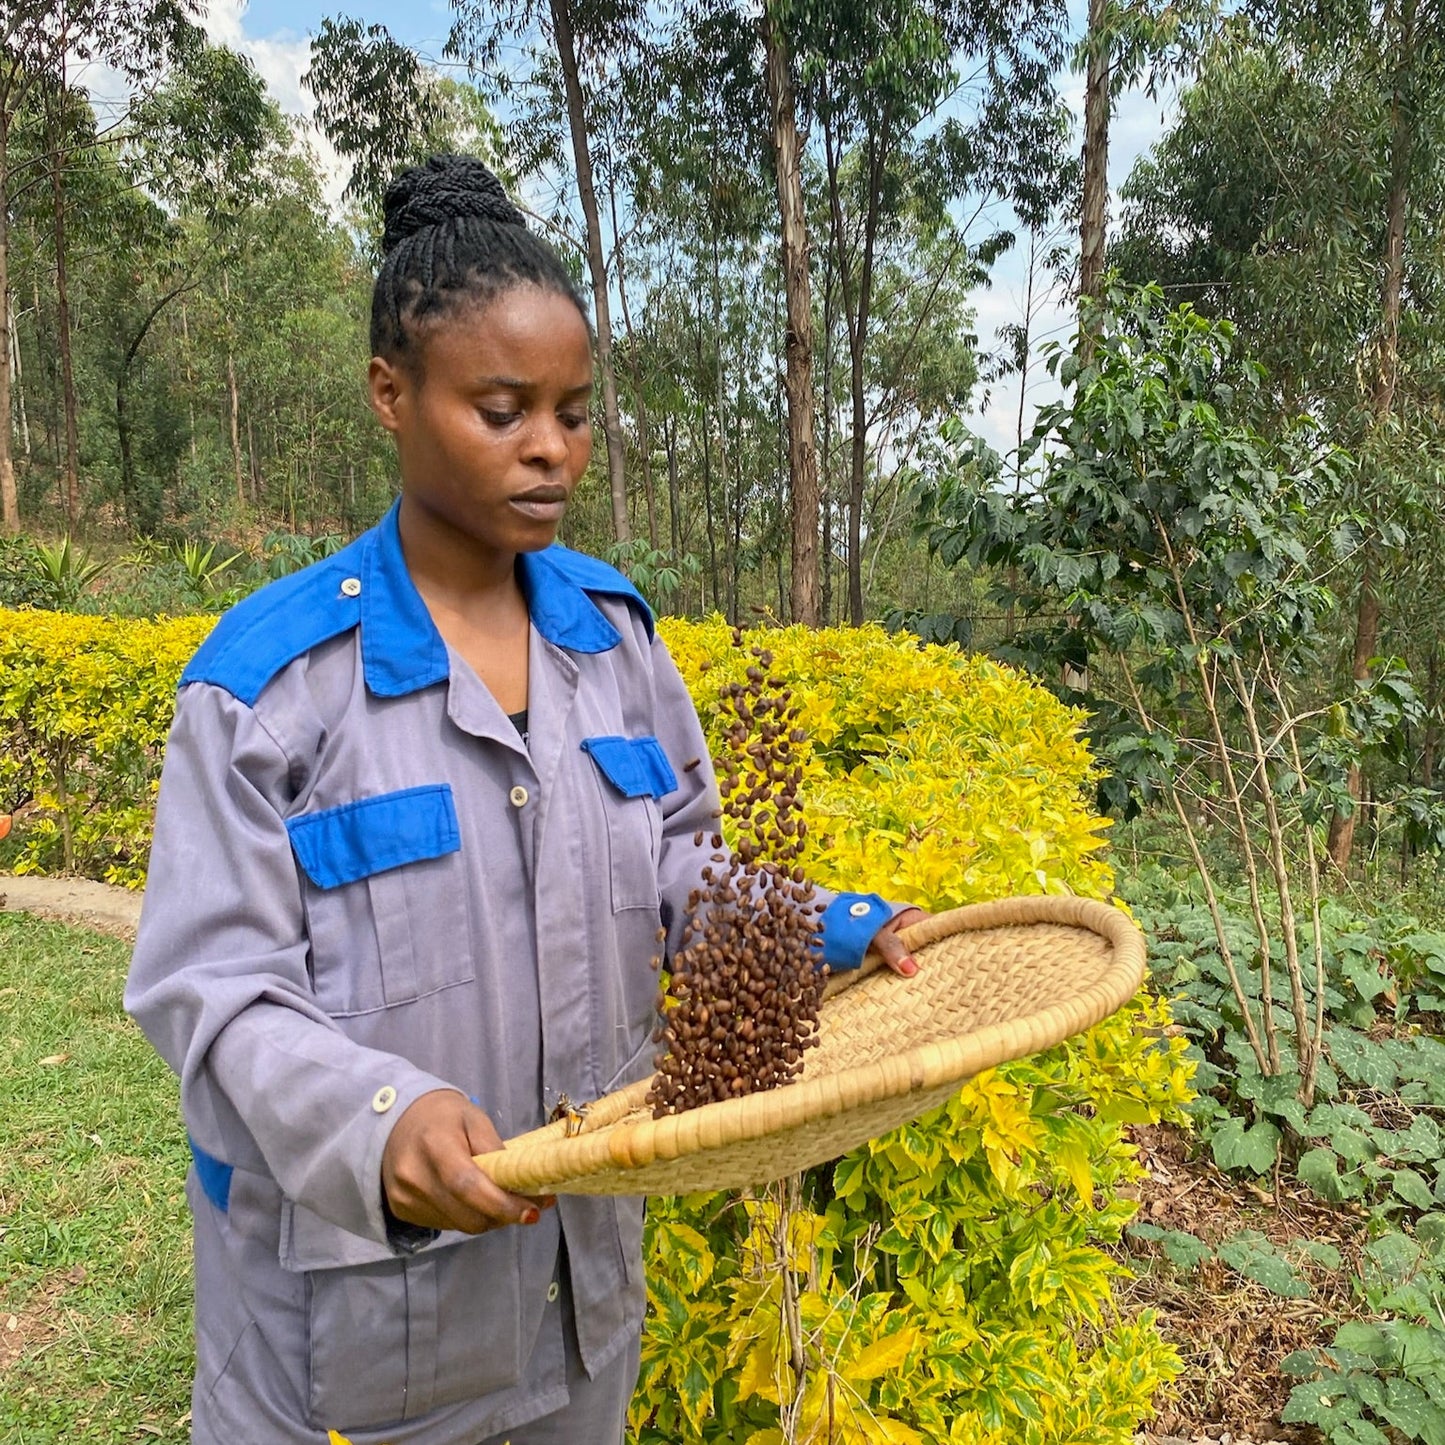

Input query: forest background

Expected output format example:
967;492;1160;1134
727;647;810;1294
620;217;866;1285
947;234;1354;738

5;0;1445;1441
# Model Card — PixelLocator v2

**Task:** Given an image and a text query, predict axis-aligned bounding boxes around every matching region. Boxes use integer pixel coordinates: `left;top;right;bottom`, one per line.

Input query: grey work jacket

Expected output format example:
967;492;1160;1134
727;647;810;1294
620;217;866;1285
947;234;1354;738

125;501;893;1445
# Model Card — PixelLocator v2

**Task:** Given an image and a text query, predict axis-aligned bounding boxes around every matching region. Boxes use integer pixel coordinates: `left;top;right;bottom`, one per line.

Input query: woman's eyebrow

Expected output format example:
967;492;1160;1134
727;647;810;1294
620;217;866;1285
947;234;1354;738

474;375;594;396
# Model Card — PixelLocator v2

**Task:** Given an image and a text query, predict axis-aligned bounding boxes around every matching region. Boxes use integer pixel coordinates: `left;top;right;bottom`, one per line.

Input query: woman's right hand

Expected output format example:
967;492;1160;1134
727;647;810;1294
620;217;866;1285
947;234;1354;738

381;1090;554;1233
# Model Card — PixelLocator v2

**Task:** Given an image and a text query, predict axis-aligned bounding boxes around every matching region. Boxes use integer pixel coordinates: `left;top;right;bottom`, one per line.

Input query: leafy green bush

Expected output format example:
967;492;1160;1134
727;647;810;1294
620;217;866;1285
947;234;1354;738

0;537;59;609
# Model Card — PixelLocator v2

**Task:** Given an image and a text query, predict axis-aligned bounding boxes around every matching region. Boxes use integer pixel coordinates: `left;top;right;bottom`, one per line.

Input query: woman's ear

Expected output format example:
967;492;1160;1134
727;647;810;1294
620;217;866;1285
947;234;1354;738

369;355;408;434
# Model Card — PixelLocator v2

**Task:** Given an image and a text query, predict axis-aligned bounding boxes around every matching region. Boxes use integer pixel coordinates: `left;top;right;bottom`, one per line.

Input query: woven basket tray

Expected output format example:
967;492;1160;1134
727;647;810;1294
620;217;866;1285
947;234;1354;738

473;894;1145;1197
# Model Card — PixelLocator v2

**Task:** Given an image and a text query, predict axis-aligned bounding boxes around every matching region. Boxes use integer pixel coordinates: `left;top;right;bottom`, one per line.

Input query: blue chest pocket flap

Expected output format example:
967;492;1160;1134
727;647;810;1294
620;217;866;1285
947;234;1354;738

286;783;460;890
581;735;678;799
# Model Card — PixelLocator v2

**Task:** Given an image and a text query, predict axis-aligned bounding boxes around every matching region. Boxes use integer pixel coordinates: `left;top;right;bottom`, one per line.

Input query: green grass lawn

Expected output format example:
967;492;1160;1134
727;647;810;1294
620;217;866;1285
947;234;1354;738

0;912;193;1441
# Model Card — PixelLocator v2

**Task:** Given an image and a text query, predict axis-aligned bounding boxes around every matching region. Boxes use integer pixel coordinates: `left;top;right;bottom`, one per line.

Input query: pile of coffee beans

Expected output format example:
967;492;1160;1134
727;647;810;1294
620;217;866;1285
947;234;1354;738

647;635;825;1117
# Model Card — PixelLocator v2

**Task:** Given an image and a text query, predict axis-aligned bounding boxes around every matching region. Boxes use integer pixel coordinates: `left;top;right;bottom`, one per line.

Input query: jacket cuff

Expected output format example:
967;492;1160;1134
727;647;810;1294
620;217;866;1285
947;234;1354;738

353;1074;465;1248
817;892;896;972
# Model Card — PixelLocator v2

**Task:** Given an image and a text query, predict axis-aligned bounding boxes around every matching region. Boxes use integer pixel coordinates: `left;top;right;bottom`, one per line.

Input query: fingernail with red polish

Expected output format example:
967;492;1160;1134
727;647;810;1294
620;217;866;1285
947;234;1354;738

900;956;919;977
521;1207;540;1226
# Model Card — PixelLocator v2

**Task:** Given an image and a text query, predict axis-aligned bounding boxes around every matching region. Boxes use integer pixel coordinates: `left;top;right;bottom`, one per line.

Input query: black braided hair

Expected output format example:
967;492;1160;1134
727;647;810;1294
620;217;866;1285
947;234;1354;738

370;154;589;371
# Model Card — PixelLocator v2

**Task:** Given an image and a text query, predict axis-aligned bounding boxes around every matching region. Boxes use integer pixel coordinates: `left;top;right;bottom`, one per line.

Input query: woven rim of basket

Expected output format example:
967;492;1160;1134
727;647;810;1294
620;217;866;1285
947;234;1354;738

475;893;1145;1195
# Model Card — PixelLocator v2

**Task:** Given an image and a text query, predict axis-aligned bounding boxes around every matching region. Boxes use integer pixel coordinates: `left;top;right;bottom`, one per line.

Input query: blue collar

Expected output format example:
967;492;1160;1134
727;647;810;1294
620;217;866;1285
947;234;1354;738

358;500;651;698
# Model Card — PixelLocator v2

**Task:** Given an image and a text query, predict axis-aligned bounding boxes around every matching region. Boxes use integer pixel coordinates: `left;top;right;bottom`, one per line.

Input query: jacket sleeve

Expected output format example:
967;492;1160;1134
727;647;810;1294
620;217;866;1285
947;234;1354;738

124;681;460;1247
647;637;901;972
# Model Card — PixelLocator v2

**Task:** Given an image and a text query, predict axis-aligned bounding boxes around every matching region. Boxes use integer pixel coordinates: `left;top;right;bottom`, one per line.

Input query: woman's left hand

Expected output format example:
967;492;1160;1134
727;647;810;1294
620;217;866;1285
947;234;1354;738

866;907;930;978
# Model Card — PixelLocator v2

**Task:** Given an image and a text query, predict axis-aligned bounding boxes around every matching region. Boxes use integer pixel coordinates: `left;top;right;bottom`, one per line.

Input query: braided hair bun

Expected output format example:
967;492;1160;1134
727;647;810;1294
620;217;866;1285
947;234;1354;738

380;154;525;256
370;152;588;367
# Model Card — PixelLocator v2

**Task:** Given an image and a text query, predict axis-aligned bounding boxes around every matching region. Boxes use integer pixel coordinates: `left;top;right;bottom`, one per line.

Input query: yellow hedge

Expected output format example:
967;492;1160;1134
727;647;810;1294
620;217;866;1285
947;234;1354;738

0;610;213;886
644;618;1189;1445
0;607;1192;1443
661;618;1114;909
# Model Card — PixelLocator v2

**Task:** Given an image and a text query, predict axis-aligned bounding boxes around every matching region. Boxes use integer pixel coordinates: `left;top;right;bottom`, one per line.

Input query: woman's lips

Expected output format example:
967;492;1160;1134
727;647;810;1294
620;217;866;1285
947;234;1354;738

510;490;568;522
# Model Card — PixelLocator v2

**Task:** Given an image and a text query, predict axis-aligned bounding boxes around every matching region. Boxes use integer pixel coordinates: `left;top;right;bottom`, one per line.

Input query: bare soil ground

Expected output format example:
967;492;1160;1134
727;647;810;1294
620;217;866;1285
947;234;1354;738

0;873;141;939
0;1266;86;1377
1125;1123;1368;1445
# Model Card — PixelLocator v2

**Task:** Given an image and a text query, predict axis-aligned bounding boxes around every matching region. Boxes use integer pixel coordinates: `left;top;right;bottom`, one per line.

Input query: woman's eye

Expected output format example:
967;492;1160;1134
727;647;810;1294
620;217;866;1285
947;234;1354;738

481;408;519;426
560;411;591;429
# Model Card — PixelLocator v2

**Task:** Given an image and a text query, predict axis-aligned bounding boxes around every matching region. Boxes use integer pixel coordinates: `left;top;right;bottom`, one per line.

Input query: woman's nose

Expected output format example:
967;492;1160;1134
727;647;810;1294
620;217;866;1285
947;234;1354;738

524;415;571;466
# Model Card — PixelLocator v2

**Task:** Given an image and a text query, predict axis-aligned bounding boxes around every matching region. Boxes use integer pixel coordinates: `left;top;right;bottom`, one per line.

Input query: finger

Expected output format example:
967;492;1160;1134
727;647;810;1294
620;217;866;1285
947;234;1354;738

435;1148;541;1231
460;1105;556;1215
455;1105;554;1221
892;907;929;935
871;926;919;978
391;1108;540;1233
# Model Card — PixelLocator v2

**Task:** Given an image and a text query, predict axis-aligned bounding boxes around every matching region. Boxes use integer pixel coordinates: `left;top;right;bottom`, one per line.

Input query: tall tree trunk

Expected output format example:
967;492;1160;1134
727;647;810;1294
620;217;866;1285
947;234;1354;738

774;373;788;620
47;94;80;532
181;301;197;462
664;413;680;561
31;226;56;478
227;347;244;509
548;0;629;543
0;64;34;532
694;281;719;611
118;277;200;533
49;151;79;531
222;270;245;510
1079;0;1111;335
1423;646;1439;790
1328;568;1382;870
761;3;821;627
0;191;15;531
10;299;29;459
248;414;262;506
710;231;737;624
608;172;656;549
820;244;836;625
824;107;889;626
1327;0;1416;873
730;359;744;625
701;408;717;612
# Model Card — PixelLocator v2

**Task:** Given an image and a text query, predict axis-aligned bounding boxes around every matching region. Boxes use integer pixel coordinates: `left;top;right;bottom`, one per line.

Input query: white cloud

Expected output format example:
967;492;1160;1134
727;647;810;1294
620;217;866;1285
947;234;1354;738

199;0;351;212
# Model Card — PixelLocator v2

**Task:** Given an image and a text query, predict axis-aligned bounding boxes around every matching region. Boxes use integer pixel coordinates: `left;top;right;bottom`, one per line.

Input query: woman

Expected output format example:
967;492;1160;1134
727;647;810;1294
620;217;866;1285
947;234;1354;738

126;154;920;1445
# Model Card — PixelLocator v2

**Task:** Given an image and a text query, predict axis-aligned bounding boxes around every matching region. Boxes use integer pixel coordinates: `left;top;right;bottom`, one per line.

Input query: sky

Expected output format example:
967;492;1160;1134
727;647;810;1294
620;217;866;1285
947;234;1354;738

93;0;1175;460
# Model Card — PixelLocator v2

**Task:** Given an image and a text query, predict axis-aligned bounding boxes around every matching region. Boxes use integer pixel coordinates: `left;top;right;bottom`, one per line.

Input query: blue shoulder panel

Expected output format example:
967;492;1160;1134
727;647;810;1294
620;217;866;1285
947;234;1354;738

181;537;368;707
528;545;655;644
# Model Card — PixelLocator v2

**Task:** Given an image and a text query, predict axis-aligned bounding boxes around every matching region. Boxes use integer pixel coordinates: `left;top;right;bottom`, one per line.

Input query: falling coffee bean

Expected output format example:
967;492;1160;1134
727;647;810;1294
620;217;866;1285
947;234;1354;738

647;635;826;1118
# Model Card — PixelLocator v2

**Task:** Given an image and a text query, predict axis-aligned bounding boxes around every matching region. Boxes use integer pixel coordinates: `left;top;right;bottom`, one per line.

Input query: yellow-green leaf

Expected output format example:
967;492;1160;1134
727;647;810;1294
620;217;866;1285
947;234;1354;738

849;1327;920;1382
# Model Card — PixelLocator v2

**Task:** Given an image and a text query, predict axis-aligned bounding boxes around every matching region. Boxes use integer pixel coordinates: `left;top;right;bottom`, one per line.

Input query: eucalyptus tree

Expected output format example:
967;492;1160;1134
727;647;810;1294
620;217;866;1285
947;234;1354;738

304;19;509;246
1;0;207;532
790;0;1073;623
444;0;654;547
631;6;779;608
1076;0;1201;310
115;43;271;527
758;0;821;623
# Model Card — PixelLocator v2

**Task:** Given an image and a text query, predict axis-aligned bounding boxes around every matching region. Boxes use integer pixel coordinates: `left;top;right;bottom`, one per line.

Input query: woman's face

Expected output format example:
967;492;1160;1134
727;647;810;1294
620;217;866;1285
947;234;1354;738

369;284;594;563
